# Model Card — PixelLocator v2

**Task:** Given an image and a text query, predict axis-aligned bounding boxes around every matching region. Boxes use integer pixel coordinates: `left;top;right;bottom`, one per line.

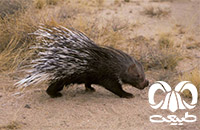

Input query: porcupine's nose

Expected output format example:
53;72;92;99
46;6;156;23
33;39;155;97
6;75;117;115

138;79;149;90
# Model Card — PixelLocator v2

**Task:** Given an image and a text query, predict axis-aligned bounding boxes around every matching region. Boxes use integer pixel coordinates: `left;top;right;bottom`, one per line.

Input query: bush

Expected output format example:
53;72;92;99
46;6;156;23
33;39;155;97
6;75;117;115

139;40;182;70
0;0;30;18
142;6;170;18
158;33;173;49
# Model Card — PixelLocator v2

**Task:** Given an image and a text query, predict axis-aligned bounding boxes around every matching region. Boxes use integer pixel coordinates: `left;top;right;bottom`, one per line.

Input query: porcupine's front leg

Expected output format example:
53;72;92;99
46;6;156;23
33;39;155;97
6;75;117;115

46;81;65;98
85;83;95;92
102;79;133;98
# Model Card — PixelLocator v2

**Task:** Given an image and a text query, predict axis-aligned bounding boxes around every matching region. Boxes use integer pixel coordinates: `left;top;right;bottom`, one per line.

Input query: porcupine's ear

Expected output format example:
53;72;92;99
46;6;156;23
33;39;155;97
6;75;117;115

127;64;136;73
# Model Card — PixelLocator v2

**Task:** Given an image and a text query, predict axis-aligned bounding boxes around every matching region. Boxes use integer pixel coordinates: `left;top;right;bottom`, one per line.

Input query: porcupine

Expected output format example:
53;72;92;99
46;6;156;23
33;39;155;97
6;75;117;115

16;25;149;98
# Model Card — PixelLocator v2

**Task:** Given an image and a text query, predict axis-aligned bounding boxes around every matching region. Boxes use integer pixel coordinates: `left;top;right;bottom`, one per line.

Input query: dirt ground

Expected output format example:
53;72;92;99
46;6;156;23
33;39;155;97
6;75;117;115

0;0;200;130
0;75;200;130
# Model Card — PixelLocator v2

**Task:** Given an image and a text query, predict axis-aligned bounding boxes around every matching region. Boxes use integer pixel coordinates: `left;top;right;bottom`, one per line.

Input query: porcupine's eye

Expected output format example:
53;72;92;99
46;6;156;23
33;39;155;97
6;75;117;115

127;64;142;80
136;74;140;78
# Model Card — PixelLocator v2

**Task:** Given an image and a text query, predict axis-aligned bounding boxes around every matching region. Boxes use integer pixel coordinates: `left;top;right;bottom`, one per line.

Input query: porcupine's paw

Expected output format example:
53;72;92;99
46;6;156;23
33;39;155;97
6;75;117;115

120;93;134;98
49;92;63;98
85;87;96;92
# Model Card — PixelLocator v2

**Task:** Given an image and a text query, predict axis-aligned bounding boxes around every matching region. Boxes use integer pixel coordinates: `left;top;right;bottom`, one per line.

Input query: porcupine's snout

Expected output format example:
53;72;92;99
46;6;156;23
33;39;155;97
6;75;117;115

137;79;149;90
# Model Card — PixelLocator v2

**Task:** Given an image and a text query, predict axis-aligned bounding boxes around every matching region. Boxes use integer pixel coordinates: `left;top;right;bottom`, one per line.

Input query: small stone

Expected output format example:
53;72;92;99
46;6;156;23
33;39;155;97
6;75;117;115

24;104;31;109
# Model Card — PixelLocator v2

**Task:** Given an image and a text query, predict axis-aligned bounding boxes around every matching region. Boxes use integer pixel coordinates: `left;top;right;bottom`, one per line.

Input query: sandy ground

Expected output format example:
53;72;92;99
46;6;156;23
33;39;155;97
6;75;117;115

0;0;200;130
0;74;200;130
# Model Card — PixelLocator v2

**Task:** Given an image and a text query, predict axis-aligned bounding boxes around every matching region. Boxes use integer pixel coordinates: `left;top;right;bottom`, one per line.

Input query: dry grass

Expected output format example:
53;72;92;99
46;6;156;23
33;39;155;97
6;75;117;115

71;17;126;48
96;0;105;7
140;46;182;70
34;0;46;9
138;35;182;71
34;0;61;9
114;32;183;72
158;33;174;49
0;121;20;130
142;6;170;18
0;10;40;72
186;42;200;49
0;36;36;72
179;69;200;98
0;3;66;72
46;0;60;5
186;36;200;50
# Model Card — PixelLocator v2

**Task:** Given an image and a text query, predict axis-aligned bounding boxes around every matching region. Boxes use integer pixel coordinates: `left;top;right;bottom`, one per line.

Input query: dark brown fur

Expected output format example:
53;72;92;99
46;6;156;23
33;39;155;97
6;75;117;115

46;46;149;98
